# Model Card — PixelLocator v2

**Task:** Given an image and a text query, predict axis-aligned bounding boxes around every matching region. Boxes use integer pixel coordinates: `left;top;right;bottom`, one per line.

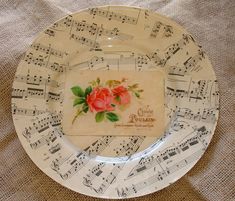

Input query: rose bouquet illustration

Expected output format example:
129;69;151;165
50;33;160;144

71;77;143;124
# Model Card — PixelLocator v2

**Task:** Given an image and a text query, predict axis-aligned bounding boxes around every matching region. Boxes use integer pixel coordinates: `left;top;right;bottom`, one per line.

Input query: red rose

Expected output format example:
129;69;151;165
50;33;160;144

112;85;131;105
86;87;114;112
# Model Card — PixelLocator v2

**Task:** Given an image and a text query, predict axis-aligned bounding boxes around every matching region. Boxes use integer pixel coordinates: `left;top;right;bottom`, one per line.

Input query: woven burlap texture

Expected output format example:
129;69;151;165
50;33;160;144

0;1;234;201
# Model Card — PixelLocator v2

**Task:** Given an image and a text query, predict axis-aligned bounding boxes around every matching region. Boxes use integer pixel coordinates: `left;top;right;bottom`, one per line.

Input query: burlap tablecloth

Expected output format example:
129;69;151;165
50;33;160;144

0;1;234;200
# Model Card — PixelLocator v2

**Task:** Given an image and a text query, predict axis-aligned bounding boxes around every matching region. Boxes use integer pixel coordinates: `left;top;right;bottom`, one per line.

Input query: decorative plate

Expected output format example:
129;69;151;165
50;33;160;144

11;6;219;199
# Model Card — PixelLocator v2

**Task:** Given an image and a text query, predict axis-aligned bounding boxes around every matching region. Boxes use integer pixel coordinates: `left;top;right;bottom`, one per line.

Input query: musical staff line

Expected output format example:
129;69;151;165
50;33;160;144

70;33;100;48
166;79;218;104
12;87;63;103
30;43;67;58
150;21;173;38
73;20;133;40
82;136;145;194
22;113;62;141
24;52;65;73
163;34;195;64
168;49;205;76
67;34;196;73
51;136;115;180
126;126;209;180
30;129;63;150
12;104;51;116
168;107;218;124
14;73;60;88
49;15;134;43
88;7;141;25
44;29;55;37
116;149;203;198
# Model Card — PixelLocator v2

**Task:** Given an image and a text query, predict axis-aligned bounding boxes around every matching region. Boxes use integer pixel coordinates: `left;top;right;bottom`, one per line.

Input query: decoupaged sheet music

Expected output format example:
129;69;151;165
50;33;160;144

11;6;219;199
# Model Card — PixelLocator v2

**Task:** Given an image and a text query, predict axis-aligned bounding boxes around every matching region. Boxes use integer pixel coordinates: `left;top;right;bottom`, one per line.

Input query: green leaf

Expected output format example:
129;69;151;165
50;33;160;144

132;83;139;89
115;96;121;102
106;112;119;122
135;92;140;98
73;97;85;106
96;77;100;85
95;112;105;122
89;80;97;87
82;103;89;113
85;86;92;97
111;103;116;107
71;86;84;97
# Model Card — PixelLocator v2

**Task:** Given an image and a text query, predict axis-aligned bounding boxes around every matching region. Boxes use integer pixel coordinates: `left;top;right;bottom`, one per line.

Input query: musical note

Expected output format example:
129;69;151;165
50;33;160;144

88;8;141;25
22;113;62;141
68;52;146;71
51;136;115;180
30;43;66;58
164;34;194;63
166;86;187;98
11;88;25;99
24;52;65;72
114;136;145;156
168;49;205;76
30;129;62;150
27;87;44;99
116;149;203;198
46;91;63;103
170;120;190;131
12;104;48;116
94;163;125;194
174;107;218;124
51;15;73;31
14;73;60;88
163;25;173;37
49;143;62;154
184;49;205;70
210;80;219;108
126;126;208;180
150;21;162;38
150;21;173;38
144;9;149;19
136;55;149;71
68;56;104;70
83;162;105;187
83;136;115;156
189;80;208;101
22;127;33;142
49;15;134;42
73;20;133;40
67;50;163;72
82;136;145;193
144;34;195;68
166;78;218;107
63;15;73;27
12;87;63;103
147;51;166;67
50;154;73;172
70;33;100;48
44;29;55;37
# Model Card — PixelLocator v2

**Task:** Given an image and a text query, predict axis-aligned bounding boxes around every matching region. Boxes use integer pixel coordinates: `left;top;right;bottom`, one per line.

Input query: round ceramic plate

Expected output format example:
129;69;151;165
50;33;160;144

12;6;219;199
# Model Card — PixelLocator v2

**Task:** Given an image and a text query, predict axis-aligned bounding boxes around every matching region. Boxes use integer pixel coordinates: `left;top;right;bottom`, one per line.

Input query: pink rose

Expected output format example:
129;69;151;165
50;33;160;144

112;85;131;105
86;87;114;112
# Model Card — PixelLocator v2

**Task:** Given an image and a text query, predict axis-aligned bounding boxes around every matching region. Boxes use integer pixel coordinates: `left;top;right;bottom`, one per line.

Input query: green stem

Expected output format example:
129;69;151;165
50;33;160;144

72;109;83;124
